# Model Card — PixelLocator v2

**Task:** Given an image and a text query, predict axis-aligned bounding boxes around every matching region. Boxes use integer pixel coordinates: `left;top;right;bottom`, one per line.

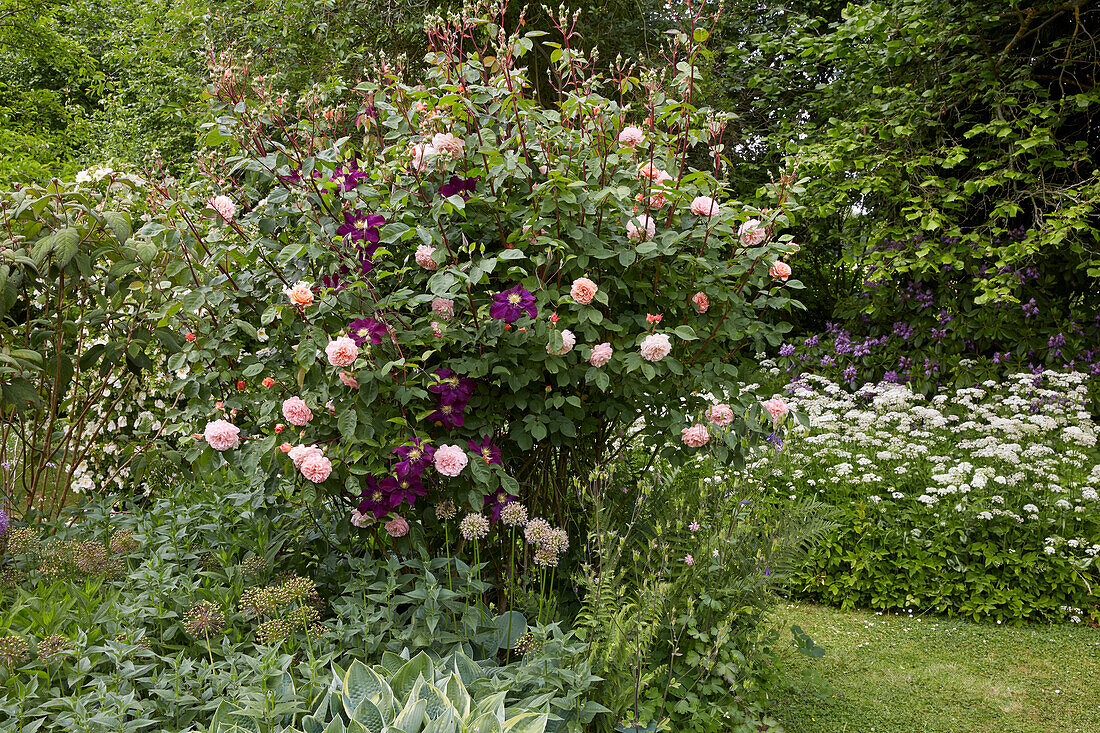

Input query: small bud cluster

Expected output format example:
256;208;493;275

434;500;457;521
241;555;267;575
257;606;324;645
459;513;490;541
109;530;139;554
0;636;30;669
37;635;74;661
501;502;528;527
240;576;321;619
183;601;226;638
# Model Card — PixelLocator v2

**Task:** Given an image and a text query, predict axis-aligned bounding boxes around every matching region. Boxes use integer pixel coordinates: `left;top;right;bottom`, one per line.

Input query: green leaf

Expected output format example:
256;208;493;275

673;325;698;341
103;212;132;244
392;697;427;733
502;713;547;733
390;652;433;703
491;612;527;652
53;228;80;269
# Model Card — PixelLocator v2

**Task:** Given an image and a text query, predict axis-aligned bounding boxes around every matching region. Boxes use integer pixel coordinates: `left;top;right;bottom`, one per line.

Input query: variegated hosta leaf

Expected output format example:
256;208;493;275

344;660;388;719
351;698;386;733
501;713;548;733
391;696;427;733
390;652;434;703
421;705;457;733
469;691;506;726
443;673;471;721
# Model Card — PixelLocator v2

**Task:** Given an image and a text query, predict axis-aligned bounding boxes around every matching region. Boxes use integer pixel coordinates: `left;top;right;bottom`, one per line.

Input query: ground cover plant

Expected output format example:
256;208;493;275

745;365;1100;623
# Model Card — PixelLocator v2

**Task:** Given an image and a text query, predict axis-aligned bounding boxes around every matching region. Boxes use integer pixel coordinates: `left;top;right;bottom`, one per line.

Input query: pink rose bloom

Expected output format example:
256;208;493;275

635;192;667;210
431;297;454;319
762;397;790;423
282;396;313;426
384;515;410;538
431;132;465;156
589;342;613;367
203;419;240;451
706;403;735;427
288;444;323;468
692;292;710;313
415;244;438;270
627;215;656;242
339;371;359;389
638;163;671;184
351;510;371;528
681;423;710;447
769;261;792;281
689;196;718;217
640;333;672;362
570;277;598;305
435;444;468;477
210;195;236;221
284;281;314;307
546;329;576;356
280;442;293;453
739;219;767;246
618;126;645;147
325;336;359;367
411;143;437;172
300;454;333;483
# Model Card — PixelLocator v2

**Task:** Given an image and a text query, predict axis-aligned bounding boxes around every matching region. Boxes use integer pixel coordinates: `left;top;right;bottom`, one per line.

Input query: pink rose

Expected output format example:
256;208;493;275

203;419;240;451
279;442;293;453
546;329;576;356
288;444;323;468
690;196;718;217
339;371;359;389
762;397;789;423
431;132;465;156
706;403;734;427
411;143;438;172
282;396;313;426
627;215;656;242
300;454;332;483
210;195;236;221
415;244;438;270
434;444;468;477
635;192;667;210
430;321;443;337
739;219;767;246
769;261;792;281
681;423;710;448
692;292;709;313
570;277;598;305
431;297;454;319
640;333;672;362
384;515;410;538
589;342;613;367
351;510;371;528
284;281;314;306
618;126;645;147
325;336;359;367
638;163;671;184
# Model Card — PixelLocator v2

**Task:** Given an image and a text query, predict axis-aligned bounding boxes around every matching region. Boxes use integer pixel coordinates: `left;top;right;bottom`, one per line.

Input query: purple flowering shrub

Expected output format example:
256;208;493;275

154;6;804;552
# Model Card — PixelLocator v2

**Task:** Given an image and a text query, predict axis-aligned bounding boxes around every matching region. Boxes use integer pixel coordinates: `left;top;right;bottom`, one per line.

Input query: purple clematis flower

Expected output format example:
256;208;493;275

438;175;479;201
428;368;476;404
336;161;370;192
380;474;426;509
427;401;466;429
347;317;390;346
484;488;517;523
358;477;399;519
490;285;537;323
336;212;386;244
393;439;435;478
468;435;502;466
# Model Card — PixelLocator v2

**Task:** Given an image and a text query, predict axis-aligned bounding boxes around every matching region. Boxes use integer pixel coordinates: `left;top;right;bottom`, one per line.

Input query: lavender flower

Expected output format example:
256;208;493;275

490;285;537;323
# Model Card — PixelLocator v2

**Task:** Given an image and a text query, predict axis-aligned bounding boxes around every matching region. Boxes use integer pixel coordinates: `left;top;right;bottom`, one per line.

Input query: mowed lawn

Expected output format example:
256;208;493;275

769;603;1100;733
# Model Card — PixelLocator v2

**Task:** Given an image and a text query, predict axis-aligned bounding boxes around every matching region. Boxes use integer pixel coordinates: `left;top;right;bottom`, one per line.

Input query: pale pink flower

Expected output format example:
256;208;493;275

692;292;710;313
638;163;671;184
351;510;371;528
769;261;792;281
434;444;468;477
325;336;359;367
431;297;454;319
762;397;790;423
326;401;335;416
570;277;598;305
430;321;444;337
546;329;576;356
280;442;293;453
415;244;438;270
689;521;700;532
300;454;333;483
739;219;767;246
284;281;314;307
210;195;236;221
689;196;718;217
706;403;735;427
339;371;359;389
627;215;656;242
288;444;323;468
431;132;465;156
681;423;710;447
684;554;695;566
618;126;645;147
640;333;672;362
634;192;667;210
203;420;240;451
411;143;438;172
384;515;410;538
589;342;613;367
282;396;313;426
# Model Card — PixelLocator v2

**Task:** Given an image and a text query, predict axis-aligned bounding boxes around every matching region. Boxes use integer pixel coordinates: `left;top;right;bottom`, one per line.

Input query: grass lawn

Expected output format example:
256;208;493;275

769;602;1100;733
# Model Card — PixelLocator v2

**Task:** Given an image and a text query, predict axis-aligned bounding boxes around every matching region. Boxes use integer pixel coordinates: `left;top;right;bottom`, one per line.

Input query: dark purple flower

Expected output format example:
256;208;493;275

438;175;479;201
358;477;399;519
484;489;517;522
336;161;370;192
428;369;476;404
393;439;435;478
380;474;426;508
348;317;390;346
490;285;537;323
336;212;386;244
468;435;502;466
427;401;466;429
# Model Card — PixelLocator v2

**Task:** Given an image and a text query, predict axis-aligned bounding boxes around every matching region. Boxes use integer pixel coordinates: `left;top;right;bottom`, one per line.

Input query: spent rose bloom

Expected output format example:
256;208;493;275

431;297;454;319
284;281;314;307
384;515;410;538
431;132;465;156
339;371;359;389
415;244;438;270
325;336;359;367
434;444;468;477
689;196;718;217
691;292;709;313
681;423;710;447
570;277;598;305
618;126;645;147
351;510;371;528
589;342;613;367
640;333;672;361
547;329;576;356
288;444;323;468
300;454;333;483
430;321;443;337
627;215;656;242
210;195;236;221
769;261;792;281
282;396;313;426
762;397;790;423
739;219;767;246
411;142;438;171
706;403;735;427
203;420;240;451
